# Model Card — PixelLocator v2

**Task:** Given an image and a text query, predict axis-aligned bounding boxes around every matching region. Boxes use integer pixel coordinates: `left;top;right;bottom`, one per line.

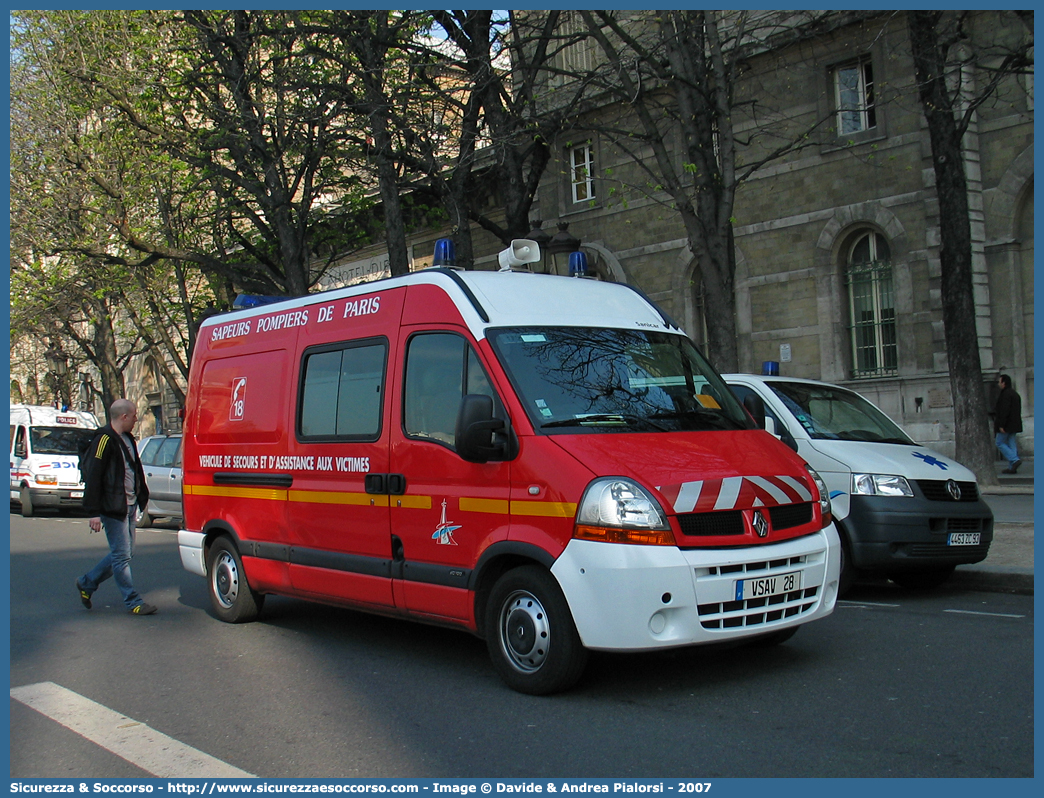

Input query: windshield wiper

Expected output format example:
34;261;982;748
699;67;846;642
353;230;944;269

540;413;668;432
648;409;745;431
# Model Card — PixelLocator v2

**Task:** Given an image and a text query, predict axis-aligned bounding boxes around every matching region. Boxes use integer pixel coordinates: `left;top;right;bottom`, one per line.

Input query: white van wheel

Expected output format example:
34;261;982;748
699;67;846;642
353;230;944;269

207;537;264;623
485;565;588;695
19;487;34;518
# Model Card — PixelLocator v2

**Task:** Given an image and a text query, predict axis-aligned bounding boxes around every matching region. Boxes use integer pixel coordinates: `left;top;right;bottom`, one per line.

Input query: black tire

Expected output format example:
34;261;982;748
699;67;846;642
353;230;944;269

138;512;153;528
888;566;956;590
748;625;800;647
19;486;34;518
837;525;856;597
485;565;588;695
207;536;264;623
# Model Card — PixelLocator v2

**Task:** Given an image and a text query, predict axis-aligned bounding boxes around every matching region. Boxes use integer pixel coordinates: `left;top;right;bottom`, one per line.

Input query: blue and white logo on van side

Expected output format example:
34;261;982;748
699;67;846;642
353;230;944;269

432;499;461;546
913;451;948;470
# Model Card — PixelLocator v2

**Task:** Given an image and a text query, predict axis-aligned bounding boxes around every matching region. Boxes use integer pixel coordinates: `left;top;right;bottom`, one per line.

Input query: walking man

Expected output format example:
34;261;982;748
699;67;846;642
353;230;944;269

76;399;156;615
994;374;1023;474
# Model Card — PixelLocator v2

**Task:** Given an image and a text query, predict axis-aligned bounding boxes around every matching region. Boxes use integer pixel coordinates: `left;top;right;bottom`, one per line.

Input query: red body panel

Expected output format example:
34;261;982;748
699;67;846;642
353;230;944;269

183;275;825;632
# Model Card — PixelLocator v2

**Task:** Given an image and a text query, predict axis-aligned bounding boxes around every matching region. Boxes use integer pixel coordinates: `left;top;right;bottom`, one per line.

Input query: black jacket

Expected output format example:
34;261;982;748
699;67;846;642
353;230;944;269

82;425;149;519
994;386;1023;434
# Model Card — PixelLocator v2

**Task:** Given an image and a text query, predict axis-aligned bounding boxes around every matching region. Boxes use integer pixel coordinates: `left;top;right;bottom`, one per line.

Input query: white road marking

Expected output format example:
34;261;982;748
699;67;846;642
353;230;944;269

944;609;1025;619
10;681;256;778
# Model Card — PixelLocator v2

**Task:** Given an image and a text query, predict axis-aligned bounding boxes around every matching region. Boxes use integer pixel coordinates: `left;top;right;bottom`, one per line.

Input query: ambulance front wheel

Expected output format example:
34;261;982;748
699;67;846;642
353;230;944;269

19;486;34;518
207;536;264;623
485;565;588;695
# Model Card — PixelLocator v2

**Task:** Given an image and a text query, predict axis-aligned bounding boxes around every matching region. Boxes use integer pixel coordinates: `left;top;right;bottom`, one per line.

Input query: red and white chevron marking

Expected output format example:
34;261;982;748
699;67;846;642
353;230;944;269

658;475;813;514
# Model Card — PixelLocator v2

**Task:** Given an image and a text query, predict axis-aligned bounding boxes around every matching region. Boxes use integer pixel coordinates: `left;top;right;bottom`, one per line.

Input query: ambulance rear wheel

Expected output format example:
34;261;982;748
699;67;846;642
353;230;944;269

19;487;34;518
207;537;264;623
485;565;588;695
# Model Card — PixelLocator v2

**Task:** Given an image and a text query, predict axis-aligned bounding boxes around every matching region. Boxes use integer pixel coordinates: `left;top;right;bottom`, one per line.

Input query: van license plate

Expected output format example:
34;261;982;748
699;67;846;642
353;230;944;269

948;532;980;546
70;491;83;499
736;571;801;601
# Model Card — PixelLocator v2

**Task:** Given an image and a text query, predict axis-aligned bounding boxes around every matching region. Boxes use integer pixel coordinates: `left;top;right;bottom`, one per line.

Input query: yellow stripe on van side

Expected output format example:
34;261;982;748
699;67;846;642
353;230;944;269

510;500;577;518
459;497;510;515
185;484;287;502
287;490;389;507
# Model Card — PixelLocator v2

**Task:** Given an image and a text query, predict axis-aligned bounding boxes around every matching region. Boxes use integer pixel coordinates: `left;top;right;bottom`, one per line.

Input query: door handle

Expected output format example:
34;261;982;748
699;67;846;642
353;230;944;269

364;473;407;495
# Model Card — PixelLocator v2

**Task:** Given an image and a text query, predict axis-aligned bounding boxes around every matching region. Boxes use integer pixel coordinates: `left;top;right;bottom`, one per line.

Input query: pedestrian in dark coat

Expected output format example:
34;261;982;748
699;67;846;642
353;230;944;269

994;374;1023;474
76;399;156;615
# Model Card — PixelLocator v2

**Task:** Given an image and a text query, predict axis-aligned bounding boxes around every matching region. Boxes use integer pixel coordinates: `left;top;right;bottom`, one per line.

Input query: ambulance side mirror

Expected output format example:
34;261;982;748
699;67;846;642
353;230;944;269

456;394;507;463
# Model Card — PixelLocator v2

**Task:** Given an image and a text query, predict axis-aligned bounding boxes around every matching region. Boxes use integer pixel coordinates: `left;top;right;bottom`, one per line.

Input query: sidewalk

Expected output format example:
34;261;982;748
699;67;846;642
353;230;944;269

952;457;1034;595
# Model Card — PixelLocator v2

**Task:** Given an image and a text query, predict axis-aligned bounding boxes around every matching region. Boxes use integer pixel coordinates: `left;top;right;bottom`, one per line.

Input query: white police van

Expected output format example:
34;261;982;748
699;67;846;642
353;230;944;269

10;404;99;516
723;375;993;591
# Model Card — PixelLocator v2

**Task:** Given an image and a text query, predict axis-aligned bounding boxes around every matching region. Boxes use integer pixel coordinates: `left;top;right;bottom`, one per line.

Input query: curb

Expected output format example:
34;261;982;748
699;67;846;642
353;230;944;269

949;565;1034;596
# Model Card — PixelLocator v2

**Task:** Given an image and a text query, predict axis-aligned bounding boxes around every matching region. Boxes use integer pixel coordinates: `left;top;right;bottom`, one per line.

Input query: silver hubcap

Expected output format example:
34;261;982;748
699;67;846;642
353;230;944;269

499;589;550;673
212;551;239;609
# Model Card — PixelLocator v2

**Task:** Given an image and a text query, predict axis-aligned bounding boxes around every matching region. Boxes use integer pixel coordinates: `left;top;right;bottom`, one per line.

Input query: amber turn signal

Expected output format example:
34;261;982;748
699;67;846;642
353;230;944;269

574;524;677;546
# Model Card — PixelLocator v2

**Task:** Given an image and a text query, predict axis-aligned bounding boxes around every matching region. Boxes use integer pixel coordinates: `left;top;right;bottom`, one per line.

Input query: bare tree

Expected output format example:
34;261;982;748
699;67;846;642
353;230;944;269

572;11;838;370
907;10;1033;484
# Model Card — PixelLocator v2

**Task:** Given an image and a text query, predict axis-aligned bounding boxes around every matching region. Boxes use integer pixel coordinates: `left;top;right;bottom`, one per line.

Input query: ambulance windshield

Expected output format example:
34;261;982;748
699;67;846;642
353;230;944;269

767;381;914;444
30;426;97;455
488;328;752;433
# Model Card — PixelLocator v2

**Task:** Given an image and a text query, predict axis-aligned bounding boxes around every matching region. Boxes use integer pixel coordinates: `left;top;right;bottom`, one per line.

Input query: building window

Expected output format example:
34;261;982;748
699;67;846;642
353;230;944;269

834;58;876;135
569;143;595;203
845;231;896;378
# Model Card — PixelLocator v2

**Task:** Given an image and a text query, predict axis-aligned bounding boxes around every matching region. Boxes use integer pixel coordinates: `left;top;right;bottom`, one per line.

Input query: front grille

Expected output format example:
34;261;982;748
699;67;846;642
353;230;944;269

903;542;990;559
696;555;820;629
930;517;986;533
677;510;744;537
916;480;979;502
769;502;813;530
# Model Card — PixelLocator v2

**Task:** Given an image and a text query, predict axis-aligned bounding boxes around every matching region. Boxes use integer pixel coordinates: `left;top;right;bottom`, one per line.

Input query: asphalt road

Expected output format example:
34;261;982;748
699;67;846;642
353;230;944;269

8;512;1035;779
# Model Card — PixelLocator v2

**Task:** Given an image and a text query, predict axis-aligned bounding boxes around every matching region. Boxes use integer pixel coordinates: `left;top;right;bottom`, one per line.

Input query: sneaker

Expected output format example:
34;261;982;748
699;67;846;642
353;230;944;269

76;579;92;610
1012;459;1022;473
129;603;157;616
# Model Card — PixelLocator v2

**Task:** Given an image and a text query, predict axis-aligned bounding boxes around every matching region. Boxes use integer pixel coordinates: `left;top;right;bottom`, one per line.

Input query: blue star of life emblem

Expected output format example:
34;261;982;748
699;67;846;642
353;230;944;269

913;451;948;470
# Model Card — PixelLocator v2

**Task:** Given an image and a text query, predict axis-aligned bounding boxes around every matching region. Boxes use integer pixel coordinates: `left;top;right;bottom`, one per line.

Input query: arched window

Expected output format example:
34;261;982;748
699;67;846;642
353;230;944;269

845;231;896;377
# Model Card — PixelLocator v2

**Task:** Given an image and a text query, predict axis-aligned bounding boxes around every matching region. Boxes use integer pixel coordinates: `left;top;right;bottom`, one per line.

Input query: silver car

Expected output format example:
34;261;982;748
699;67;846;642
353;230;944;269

138;434;182;525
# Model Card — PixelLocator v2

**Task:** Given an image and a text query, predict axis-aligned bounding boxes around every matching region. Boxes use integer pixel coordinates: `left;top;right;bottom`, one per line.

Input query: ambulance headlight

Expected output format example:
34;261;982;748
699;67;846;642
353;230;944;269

35;474;58;485
574;478;676;546
805;464;832;524
853;473;914;497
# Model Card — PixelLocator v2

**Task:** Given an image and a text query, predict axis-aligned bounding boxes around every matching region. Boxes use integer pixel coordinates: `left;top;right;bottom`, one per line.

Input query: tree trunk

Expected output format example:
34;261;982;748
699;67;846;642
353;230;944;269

908;12;998;486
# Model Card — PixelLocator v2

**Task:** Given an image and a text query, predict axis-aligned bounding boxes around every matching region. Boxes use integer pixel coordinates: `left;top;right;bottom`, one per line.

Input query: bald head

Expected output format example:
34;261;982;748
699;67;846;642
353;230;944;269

109;399;139;434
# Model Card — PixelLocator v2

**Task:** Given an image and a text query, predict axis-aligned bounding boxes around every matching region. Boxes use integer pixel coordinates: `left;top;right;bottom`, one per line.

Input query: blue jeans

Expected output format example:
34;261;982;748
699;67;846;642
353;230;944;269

996;432;1019;466
81;504;142;609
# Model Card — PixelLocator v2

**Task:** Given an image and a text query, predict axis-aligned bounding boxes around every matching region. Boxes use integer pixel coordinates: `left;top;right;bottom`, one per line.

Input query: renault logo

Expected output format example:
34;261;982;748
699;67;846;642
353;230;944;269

753;510;769;538
946;480;962;501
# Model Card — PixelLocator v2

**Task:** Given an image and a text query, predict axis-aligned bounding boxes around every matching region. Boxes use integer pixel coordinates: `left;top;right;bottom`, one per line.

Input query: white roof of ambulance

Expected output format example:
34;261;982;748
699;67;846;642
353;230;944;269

199;269;679;341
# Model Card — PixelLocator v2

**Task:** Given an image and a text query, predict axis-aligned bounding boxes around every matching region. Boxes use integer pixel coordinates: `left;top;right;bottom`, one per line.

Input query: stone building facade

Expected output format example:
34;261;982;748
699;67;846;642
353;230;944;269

522;11;1034;458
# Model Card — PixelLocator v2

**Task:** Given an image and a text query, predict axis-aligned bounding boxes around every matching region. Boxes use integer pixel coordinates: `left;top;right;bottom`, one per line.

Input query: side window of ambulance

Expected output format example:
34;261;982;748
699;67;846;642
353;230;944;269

299;340;387;441
14;427;28;459
404;333;502;449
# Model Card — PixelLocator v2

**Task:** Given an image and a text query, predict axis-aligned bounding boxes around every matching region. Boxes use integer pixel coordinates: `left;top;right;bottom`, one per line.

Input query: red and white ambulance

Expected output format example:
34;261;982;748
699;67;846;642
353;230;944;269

179;244;841;694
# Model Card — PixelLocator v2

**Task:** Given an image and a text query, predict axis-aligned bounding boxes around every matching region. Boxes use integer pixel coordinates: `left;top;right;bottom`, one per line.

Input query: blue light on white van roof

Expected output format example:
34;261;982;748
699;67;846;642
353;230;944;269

232;294;288;309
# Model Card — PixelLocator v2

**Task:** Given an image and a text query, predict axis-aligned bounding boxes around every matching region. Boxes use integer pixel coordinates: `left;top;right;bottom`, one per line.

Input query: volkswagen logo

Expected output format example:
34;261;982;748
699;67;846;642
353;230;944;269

945;480;962;501
752;510;769;538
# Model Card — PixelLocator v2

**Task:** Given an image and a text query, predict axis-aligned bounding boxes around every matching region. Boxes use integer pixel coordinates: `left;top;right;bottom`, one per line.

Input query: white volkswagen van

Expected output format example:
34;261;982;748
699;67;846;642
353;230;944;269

723;375;993;591
10;404;100;516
